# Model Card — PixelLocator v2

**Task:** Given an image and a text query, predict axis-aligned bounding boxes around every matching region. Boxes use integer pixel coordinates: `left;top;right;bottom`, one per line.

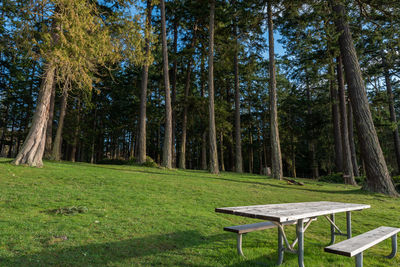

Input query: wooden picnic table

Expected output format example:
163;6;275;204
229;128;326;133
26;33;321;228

215;201;370;267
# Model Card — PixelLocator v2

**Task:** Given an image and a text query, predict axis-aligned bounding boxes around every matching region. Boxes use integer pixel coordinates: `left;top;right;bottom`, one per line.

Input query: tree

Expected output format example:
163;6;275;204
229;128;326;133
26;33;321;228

337;56;356;185
330;0;398;196
160;0;173;169
267;0;283;180
208;0;219;174
137;0;153;164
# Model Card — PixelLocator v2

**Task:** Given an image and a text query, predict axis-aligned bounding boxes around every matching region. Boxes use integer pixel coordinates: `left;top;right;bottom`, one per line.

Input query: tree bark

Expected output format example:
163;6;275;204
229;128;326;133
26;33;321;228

337;56;356;185
171;17;178;168
179;27;197;169
220;132;225;171
347;103;360;176
330;58;343;172
268;1;283;180
51;90;68;161
44;81;56;159
208;0;219;174
331;0;398;196
70;98;81;162
382;52;400;173
233;3;243;173
12;64;56;167
160;0;172;169
200;51;207;170
137;0;153;164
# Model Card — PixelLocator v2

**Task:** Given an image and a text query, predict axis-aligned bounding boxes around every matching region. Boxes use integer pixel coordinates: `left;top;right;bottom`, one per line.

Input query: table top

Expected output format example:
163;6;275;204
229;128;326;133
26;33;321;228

215;201;370;223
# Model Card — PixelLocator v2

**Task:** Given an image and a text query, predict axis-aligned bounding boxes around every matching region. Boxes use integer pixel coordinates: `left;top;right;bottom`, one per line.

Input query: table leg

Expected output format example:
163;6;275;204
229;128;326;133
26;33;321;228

355;252;363;267
277;227;284;265
330;214;335;245
386;234;397;259
296;218;304;267
346;211;352;239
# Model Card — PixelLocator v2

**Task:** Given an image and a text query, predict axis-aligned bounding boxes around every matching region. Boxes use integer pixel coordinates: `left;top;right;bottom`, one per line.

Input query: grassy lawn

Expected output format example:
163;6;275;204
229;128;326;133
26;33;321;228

0;157;399;266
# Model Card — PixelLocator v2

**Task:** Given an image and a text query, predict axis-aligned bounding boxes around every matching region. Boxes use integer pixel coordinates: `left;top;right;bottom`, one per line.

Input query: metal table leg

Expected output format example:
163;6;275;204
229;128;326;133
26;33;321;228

277;227;284;265
346;211;352;239
330;214;335;245
297;218;304;267
355;252;363;267
386;234;397;259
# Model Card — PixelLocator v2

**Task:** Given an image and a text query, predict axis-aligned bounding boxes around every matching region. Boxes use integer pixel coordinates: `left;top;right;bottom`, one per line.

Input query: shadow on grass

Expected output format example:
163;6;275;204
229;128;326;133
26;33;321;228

209;176;365;195
1;231;228;267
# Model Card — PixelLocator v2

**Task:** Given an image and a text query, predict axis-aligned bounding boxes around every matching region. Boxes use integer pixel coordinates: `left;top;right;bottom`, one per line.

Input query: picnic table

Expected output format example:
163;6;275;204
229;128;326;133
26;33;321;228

215;201;370;267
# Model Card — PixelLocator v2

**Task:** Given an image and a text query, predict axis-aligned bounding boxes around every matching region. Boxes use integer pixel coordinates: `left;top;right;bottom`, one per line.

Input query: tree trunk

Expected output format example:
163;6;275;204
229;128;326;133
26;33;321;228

70;98;81;162
44;81;56;159
347;103;360;176
249;129;253;174
179;27;197;169
7;119;15;158
330;58;343;172
200;51;207;170
137;0;153;164
220;132;225;171
337;56;356;185
51;90;68;161
382;52;400;173
160;0;172;169
306;74;319;179
331;0;398;196
171;17;178;168
208;0;219;174
233;6;243;173
12;64;56;167
268;1;283;180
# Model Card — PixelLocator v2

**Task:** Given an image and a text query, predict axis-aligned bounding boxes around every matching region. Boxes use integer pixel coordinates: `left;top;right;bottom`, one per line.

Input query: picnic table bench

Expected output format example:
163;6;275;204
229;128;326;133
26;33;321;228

324;226;399;267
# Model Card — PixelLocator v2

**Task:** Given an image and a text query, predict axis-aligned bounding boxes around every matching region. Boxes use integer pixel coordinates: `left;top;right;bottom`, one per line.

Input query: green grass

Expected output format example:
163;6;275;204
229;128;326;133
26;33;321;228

0;158;399;266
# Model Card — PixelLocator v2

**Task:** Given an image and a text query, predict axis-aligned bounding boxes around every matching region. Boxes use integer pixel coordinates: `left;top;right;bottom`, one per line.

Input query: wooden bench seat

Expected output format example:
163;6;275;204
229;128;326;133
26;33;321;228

324;226;400;267
224;218;315;256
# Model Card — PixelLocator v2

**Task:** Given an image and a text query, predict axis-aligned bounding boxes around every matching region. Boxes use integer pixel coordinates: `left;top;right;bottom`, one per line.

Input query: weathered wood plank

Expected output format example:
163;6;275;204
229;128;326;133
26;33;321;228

324;226;400;257
215;201;370;222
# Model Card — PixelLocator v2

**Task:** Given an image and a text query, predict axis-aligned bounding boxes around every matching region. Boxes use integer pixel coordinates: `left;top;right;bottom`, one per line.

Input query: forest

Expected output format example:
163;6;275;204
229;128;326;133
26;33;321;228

1;0;400;197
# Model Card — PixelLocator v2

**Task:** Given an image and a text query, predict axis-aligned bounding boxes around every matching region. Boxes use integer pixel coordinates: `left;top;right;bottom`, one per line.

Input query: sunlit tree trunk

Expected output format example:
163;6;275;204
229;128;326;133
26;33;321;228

268;1;283;180
331;0;398;196
160;0;172;168
208;0;219;174
13;64;56;167
347;103;359;176
137;0;153;164
337;56;356;185
44;82;56;159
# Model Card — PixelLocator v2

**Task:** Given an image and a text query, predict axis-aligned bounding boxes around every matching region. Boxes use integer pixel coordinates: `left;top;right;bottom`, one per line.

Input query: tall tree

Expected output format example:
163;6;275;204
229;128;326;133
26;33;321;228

382;51;400;173
268;0;282;180
233;2;243;173
160;0;173;169
337;56;356;185
330;0;398;196
179;25;197;169
137;0;153;164
208;0;219;174
44;82;56;159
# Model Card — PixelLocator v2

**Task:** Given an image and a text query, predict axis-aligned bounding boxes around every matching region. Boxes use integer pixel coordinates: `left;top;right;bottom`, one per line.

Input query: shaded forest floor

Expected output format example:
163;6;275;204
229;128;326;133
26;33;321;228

0;158;399;266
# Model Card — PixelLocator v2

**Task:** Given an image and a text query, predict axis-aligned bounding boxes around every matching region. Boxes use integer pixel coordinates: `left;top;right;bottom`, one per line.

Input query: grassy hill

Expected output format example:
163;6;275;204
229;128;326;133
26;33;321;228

0;158;399;266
